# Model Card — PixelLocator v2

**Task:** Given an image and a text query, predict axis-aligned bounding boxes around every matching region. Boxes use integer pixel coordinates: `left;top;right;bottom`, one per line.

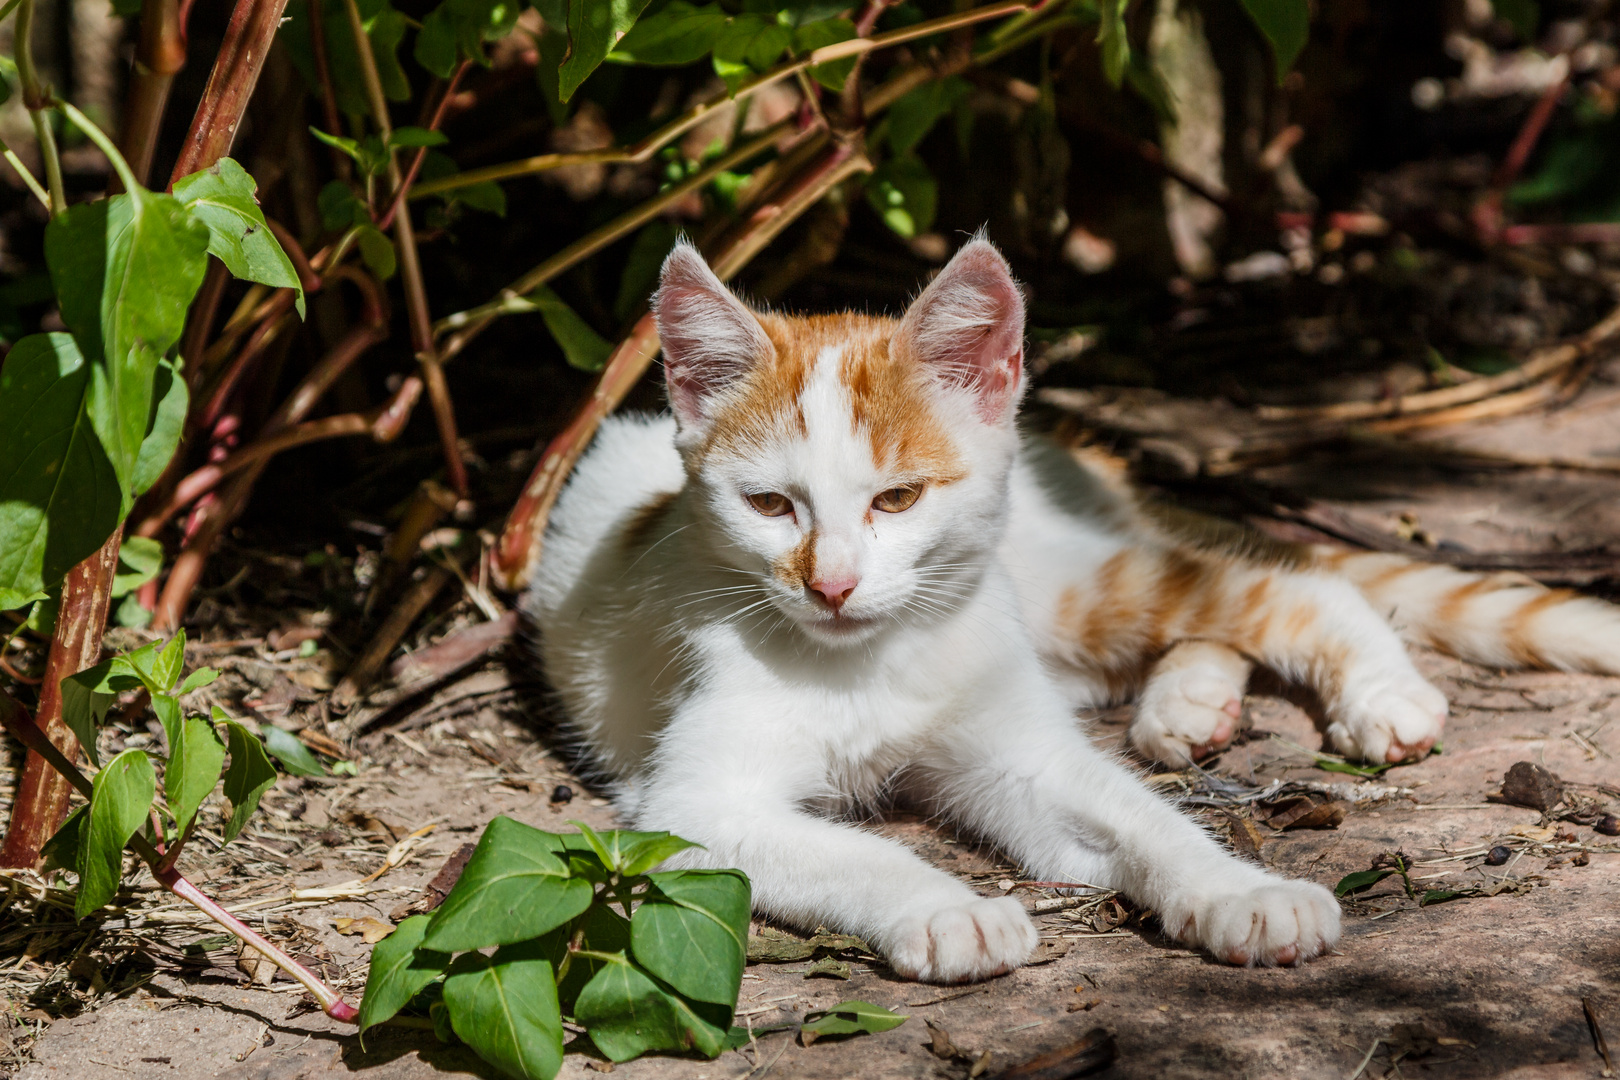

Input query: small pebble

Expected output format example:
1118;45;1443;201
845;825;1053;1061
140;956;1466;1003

1484;846;1511;866
1595;814;1620;837
550;784;575;805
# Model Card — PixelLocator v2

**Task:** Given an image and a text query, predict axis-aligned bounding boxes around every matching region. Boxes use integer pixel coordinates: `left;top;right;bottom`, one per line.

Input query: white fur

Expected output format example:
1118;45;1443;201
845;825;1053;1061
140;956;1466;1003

524;241;1344;980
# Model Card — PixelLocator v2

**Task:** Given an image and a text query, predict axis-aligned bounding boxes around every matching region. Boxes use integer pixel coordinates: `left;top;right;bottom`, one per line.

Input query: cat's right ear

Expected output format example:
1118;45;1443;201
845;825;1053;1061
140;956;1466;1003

652;241;775;428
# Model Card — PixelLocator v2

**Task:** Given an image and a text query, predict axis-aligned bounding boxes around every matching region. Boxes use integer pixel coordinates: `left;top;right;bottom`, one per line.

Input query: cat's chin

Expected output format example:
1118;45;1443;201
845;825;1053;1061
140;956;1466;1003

796;611;886;644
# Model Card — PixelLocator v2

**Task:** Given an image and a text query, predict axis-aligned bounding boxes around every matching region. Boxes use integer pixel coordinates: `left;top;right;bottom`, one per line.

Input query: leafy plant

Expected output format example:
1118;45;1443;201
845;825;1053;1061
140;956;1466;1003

1333;851;1469;907
359;816;750;1078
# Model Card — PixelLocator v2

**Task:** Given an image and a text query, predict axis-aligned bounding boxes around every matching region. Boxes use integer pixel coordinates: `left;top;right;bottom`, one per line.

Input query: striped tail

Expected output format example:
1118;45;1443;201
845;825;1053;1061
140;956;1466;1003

1315;548;1620;675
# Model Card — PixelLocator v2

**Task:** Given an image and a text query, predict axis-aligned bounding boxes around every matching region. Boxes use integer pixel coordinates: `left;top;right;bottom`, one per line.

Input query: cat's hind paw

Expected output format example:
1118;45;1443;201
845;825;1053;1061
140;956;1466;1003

887;897;1038;983
1175;878;1340;967
1129;643;1251;765
1326;678;1448;763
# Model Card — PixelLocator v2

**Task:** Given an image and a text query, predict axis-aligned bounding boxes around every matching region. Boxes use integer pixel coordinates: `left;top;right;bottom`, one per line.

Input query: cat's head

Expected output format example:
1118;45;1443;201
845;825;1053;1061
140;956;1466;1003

652;234;1026;645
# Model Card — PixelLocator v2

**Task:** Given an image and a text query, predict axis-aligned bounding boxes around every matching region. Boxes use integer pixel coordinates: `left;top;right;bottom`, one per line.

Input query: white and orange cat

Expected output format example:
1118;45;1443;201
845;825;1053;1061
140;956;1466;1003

525;236;1620;982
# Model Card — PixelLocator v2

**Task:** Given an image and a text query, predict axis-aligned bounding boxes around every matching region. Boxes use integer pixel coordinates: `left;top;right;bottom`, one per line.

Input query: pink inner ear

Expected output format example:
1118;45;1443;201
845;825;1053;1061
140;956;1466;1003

653;243;774;426
896;239;1026;421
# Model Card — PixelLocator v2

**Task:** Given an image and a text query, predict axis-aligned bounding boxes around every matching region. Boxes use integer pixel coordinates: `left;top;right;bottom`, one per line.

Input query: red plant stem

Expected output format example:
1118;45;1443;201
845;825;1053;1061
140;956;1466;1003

117;0;187;190
376;59;471;233
264;219;322;295
0;689;359;1022
196;297;297;433
168;0;291;188
179;260;232;385
0;536;120;868
1500;222;1620;245
1477;75;1569;244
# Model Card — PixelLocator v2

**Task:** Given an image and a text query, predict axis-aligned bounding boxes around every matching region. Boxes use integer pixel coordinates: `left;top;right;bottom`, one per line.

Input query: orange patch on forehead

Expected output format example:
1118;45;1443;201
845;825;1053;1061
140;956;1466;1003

700;312;964;481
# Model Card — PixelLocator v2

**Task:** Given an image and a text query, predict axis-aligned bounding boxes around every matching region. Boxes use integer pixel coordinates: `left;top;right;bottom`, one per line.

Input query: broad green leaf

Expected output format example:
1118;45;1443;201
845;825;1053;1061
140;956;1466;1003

610;1;726;65
557;902;630;1005
42;804;88;873
318;181;369;231
357;914;452;1034
261;725;328;778
573;951;730;1061
414;0;522;78
794;17;856;92
886;77;971;157
525;286;614;371
430;1000;456;1043
0;333;121;609
173;157;305;319
559;0;656;102
44;190;209;504
114;593;152;628
865;155;937;238
712;14;791;92
178;667;219;695
1420;888;1463;906
443;941;565;1080
153;630;186;691
799;1000;908;1044
614;220;681;322
106;640;163;695
534;0;570;123
218;712;277;845
567;821;697;877
1333;869;1396;897
1096;0;1129;86
167;716;225;837
111;536;164;599
24;593;57;635
130;357;188;497
632;869;749;1007
76;748;156;918
1237;0;1310;83
60;667;115;767
453;180;507;216
152;693;183;751
423;816;594;952
389;126;449;149
357;226;397;281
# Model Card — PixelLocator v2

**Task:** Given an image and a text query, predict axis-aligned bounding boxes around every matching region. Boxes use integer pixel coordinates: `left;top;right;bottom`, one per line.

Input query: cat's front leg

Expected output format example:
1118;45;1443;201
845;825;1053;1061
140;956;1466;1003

631;703;1037;983
1130;640;1253;764
925;679;1340;967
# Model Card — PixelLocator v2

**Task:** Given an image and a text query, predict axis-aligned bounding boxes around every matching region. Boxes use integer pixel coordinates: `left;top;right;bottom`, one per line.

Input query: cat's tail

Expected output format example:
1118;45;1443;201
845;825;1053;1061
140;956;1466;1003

1314;548;1620;675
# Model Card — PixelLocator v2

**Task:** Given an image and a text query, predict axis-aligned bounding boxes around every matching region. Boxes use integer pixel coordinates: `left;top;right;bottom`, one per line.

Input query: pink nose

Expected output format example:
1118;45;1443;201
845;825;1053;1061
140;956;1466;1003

809;577;858;612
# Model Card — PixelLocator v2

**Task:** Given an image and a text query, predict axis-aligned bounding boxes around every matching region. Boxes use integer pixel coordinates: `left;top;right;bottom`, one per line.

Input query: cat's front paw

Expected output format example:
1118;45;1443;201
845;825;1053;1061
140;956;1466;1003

887;897;1037;983
1129;648;1248;765
1326;677;1448;763
1172;878;1340;967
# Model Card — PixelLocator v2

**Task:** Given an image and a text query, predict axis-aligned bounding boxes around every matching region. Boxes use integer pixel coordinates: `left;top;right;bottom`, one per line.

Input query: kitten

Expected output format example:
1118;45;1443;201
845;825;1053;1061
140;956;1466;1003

525;236;1620;982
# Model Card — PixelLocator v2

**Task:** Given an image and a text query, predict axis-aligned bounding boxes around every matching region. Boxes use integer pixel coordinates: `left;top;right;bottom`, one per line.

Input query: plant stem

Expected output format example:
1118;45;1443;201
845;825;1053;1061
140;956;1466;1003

0;135;51;208
116;0;187;190
57;100;144;197
168;0;290;188
16;0;65;215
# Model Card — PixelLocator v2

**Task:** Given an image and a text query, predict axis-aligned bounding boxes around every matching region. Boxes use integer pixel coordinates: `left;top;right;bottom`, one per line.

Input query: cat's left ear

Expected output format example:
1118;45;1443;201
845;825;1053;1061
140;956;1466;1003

894;235;1025;422
653;240;776;428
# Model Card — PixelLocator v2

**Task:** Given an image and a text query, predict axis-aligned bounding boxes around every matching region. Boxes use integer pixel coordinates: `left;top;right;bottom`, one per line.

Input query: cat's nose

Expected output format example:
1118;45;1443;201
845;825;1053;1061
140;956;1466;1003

809;577;858;612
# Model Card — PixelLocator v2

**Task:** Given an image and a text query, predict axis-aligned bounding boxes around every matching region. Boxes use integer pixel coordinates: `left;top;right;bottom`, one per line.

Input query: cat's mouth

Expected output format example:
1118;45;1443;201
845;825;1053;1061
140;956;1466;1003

803;610;882;638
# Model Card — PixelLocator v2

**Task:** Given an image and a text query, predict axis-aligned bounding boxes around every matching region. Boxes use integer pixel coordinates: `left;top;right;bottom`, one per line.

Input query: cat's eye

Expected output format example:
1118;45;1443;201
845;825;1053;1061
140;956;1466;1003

746;491;793;517
872;485;923;514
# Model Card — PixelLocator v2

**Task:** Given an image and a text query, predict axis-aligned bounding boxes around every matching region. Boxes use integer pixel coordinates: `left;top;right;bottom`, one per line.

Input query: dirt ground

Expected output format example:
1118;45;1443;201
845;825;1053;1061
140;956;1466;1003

5;378;1620;1080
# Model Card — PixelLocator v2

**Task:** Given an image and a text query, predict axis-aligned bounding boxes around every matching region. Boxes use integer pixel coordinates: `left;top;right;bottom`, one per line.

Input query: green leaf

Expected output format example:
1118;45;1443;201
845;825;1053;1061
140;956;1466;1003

1333;869;1396;897
41;804;88;873
178;666;218;695
389;126;450;149
152;693;183;752
423;816;595;952
632;869;749;1007
60;669;115;768
865;155;937;238
167;716;226;837
614;220;681;322
153;630;186;691
111;640;164;695
131;354;188;499
1316;757;1396;777
798;1000;908;1045
611;1;727;65
794;17;856;92
885;77;971;157
261;725;328;778
76;748;156;918
173;157;305;319
567;822;698;877
573;951;730;1061
1420;888;1463;906
356;226;397;281
0;333;122;609
1236;0;1310;83
712;14;791;92
452;180;507;216
443;941;565;1080
413;0;522;79
285;0;410;116
357;914;453;1034
557;902;630;1005
526;286;614;371
1096;0;1130;87
318;181;369;232
111;536;164;600
114;593;152;629
218;711;277;845
558;0;656;101
44;189;210;506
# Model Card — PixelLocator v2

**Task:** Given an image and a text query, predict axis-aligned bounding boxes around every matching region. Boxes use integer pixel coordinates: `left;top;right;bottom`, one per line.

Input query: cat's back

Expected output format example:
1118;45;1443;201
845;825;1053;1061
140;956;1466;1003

526;412;684;623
